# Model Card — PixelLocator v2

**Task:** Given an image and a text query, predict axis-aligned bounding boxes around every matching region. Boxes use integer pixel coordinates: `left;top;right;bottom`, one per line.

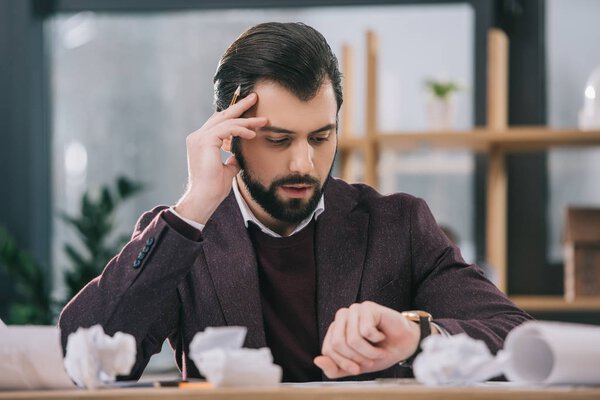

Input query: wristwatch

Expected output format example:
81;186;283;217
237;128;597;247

398;310;432;365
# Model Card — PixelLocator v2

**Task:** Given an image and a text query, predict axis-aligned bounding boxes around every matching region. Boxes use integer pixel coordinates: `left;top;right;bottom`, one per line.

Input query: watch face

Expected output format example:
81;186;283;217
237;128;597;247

402;310;432;322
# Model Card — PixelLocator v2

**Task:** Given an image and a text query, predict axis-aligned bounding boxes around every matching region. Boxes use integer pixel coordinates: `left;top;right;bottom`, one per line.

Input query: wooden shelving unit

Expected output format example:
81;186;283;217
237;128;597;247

338;29;600;313
339;128;600;152
511;296;600;312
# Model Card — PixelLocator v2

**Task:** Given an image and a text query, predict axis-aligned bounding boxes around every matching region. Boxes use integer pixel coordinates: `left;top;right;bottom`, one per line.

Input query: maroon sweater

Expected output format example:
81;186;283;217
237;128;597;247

162;211;321;381
247;220;322;382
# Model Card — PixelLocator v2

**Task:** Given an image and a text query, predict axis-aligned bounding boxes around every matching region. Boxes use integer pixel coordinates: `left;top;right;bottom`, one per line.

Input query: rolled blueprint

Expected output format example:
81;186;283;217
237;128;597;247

504;321;600;385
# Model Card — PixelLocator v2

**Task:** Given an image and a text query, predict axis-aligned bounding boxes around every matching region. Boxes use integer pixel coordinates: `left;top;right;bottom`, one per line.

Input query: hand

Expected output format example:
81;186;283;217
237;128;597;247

313;301;422;379
175;93;267;224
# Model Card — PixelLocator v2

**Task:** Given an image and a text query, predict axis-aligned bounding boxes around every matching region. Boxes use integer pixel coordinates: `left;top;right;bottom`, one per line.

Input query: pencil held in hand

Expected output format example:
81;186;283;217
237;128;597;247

222;85;241;152
230;85;241;106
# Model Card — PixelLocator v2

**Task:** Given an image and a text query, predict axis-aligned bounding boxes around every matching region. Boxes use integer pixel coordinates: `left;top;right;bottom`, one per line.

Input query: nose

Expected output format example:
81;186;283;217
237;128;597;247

289;140;314;175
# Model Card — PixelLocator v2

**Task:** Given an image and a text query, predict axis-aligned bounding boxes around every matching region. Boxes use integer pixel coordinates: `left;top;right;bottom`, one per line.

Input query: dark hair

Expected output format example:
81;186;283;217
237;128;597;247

213;22;343;112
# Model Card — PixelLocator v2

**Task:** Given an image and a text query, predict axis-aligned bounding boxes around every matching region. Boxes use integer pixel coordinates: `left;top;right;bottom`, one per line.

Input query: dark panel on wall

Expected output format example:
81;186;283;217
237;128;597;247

0;0;16;319
495;0;554;295
472;3;495;263
0;0;51;320
475;0;551;294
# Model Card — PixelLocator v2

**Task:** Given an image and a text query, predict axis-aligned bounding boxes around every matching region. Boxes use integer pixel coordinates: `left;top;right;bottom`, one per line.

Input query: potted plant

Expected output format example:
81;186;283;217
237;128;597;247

424;79;462;131
0;176;143;324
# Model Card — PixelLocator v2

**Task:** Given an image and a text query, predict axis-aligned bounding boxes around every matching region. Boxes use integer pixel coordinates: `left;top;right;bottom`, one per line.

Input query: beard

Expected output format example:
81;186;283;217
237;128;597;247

233;139;331;224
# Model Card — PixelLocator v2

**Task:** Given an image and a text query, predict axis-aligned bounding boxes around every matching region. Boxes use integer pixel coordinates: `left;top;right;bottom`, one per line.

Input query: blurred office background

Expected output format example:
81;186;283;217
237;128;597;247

1;0;599;352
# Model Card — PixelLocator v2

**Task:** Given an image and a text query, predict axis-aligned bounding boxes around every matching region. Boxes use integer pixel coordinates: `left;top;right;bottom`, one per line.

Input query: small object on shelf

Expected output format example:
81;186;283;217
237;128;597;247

578;65;600;130
564;207;600;302
424;79;462;131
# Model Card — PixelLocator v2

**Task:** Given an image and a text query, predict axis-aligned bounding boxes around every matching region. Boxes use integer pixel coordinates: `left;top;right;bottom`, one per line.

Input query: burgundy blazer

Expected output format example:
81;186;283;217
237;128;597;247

58;178;531;380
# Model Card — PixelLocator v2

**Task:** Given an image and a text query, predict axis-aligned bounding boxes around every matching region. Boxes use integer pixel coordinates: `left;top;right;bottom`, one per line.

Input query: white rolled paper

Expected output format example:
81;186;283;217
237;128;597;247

503;321;600;385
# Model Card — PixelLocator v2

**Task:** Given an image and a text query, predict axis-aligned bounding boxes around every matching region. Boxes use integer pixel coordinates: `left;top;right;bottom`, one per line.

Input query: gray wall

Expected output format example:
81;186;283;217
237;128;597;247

547;0;600;261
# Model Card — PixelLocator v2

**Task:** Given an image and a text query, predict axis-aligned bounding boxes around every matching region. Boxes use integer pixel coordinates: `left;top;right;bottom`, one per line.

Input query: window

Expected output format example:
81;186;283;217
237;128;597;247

546;0;600;263
48;4;474;292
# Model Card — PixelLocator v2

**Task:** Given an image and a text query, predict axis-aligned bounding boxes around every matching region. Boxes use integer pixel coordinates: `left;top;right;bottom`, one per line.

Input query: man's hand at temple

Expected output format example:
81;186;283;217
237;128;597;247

175;92;267;225
314;301;438;379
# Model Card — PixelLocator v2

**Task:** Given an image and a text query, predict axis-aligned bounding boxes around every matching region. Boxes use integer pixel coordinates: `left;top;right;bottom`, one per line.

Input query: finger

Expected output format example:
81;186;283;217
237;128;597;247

211;125;257;142
323;317;364;374
228;117;268;129
321;320;351;370
314;356;349;379
209;92;260;125
222;117;268;151
346;305;386;361
221;127;256;153
222;155;241;181
222;136;233;152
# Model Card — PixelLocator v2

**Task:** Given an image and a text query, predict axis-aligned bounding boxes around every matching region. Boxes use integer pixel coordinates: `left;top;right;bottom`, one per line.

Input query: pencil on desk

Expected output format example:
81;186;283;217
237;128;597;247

178;381;213;389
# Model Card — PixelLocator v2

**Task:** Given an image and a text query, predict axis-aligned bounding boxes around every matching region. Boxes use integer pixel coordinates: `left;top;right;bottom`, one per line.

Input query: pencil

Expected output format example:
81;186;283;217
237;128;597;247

178;382;213;389
229;85;241;107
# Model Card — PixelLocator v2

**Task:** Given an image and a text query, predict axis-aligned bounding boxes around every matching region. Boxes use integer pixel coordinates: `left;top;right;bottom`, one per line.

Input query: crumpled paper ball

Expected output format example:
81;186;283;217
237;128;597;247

189;326;282;387
413;333;506;386
63;325;136;389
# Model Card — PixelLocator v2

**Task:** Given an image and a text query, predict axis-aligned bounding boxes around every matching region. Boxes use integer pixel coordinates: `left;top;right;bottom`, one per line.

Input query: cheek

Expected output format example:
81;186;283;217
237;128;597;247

240;142;281;180
315;142;337;172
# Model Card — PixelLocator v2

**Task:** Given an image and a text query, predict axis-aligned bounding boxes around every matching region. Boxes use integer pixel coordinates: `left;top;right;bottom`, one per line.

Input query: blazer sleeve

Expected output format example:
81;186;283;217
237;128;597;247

58;206;204;380
408;197;533;354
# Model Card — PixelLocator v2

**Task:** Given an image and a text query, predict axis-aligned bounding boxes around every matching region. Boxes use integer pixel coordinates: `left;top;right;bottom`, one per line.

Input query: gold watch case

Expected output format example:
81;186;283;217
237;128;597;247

401;310;432;323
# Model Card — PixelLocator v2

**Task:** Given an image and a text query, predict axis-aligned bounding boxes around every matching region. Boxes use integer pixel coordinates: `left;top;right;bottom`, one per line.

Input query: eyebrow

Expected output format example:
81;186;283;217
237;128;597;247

260;123;336;135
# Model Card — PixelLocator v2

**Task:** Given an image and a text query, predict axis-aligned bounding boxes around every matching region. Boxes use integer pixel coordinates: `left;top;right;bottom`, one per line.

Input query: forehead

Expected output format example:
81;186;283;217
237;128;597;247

252;80;337;131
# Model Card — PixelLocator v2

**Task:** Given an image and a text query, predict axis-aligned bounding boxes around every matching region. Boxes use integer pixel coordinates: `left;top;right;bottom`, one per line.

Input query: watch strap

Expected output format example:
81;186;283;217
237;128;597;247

399;310;432;366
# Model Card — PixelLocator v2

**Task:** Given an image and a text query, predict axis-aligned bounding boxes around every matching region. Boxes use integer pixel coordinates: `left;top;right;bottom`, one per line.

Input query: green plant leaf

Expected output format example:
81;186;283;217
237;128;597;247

425;79;461;99
0;226;52;324
60;176;144;307
1;176;144;324
117;176;144;200
100;187;114;214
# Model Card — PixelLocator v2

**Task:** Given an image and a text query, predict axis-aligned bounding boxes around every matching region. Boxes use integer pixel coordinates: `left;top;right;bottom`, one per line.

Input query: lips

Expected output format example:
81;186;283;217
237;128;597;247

280;184;313;199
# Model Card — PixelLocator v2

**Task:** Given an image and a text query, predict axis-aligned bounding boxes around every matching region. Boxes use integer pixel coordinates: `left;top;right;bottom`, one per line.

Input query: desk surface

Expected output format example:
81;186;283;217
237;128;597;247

2;382;600;400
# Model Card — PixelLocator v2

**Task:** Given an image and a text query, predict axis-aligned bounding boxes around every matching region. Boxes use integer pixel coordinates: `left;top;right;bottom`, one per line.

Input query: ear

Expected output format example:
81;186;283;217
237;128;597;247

222;136;232;152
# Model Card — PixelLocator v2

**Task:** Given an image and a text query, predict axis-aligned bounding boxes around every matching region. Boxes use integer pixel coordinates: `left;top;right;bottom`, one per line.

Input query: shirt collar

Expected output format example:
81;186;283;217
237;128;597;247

232;177;325;238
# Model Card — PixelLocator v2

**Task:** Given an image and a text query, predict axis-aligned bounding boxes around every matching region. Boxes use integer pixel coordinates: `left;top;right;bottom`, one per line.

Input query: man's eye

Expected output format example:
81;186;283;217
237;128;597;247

311;136;329;143
267;138;288;145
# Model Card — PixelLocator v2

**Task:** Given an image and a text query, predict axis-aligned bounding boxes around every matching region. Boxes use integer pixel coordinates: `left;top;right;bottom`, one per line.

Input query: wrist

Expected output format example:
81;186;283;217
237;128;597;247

399;310;433;366
174;194;221;225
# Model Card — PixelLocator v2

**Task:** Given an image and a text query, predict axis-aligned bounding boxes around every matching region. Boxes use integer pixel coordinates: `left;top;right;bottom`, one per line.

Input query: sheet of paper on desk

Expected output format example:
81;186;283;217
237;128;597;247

0;325;76;390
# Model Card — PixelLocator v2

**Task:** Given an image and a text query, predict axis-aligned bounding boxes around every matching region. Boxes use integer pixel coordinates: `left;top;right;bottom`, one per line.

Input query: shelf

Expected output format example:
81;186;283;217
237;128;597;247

339;29;600;307
339;127;600;153
511;296;600;312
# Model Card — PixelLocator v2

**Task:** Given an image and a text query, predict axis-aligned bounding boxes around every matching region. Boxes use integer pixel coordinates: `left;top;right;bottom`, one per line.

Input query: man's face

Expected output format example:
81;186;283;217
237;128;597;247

234;80;338;225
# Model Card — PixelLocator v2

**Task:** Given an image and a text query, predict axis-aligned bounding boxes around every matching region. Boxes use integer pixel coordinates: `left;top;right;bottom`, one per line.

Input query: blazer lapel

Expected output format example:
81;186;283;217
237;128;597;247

315;179;369;345
201;191;266;349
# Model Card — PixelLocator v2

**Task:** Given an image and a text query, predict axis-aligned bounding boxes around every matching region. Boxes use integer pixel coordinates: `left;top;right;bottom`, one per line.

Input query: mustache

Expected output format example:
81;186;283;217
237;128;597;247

272;175;320;187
